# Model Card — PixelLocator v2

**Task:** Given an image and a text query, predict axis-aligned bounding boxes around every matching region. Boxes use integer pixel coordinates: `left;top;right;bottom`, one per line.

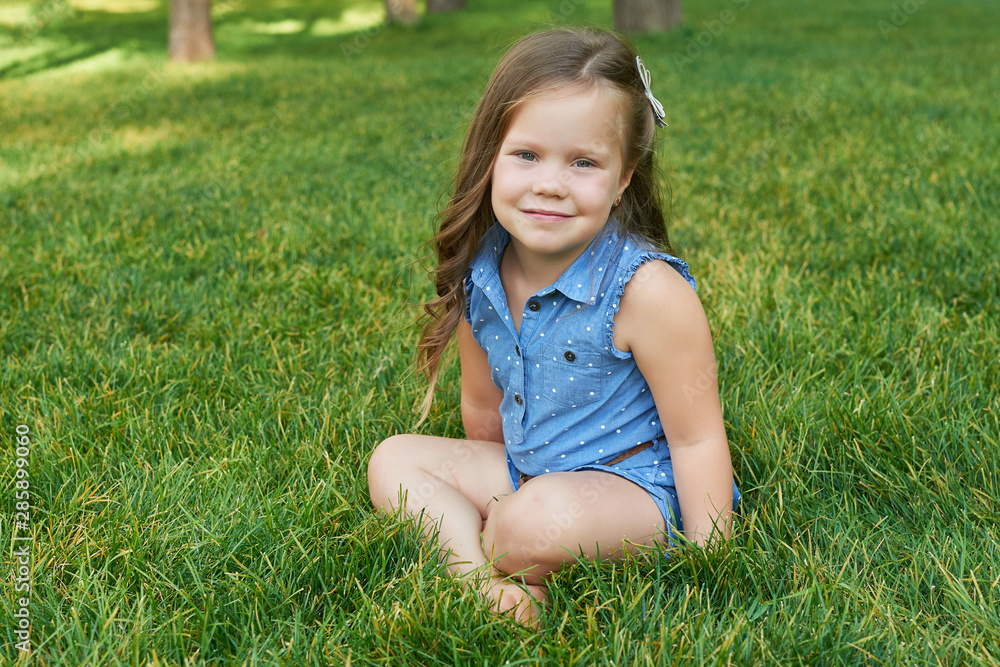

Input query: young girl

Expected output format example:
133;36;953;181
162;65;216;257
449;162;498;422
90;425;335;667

368;27;740;626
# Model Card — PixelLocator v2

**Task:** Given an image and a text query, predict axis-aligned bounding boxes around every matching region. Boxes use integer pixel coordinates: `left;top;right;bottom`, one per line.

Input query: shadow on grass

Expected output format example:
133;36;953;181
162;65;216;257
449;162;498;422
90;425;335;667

1;4;167;78
2;0;366;78
0;0;613;80
0;0;380;78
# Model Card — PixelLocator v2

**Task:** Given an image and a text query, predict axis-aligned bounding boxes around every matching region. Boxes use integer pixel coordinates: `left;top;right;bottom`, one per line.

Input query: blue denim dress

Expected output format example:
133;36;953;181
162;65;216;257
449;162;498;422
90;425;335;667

464;223;741;539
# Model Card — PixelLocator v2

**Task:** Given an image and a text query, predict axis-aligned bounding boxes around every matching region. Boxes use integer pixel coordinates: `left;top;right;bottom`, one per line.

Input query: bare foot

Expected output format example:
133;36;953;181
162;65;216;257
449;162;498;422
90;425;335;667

482;573;548;628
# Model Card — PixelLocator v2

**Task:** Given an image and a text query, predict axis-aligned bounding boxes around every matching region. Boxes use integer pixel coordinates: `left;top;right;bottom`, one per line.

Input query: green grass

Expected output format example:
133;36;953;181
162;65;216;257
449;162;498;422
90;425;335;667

1;0;999;663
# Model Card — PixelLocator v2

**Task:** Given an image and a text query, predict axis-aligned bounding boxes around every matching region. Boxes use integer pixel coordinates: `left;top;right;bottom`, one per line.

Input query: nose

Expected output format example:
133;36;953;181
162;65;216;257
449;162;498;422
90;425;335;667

531;167;568;198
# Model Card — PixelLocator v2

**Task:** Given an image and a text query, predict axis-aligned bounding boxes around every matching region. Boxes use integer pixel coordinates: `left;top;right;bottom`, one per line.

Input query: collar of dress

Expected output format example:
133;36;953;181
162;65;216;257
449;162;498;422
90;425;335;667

468;221;625;306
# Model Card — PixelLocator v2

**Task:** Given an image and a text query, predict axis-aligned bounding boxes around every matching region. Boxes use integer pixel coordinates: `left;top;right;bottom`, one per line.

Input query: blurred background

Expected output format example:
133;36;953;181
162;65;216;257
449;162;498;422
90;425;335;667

1;0;998;663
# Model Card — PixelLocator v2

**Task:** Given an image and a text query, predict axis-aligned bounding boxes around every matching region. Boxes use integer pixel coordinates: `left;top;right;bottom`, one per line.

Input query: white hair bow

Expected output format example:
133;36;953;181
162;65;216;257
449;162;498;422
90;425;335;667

636;56;668;128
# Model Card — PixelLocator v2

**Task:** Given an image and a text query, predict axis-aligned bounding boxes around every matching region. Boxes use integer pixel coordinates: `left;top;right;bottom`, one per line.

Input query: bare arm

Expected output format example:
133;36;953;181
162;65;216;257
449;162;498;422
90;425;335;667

615;260;735;546
458;319;505;443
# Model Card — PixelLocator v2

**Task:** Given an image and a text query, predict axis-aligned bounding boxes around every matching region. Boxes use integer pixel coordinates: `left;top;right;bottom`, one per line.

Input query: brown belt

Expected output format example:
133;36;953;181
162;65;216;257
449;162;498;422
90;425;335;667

518;439;657;487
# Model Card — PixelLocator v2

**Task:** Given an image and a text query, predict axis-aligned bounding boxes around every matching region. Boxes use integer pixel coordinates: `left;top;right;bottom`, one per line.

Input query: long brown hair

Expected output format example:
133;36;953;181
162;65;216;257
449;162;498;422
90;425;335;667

416;27;675;420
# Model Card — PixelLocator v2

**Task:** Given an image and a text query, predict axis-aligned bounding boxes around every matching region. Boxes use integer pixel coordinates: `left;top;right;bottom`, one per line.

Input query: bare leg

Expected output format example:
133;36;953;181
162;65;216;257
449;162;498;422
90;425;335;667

368;434;543;624
368;434;511;575
483;471;667;587
369;442;665;626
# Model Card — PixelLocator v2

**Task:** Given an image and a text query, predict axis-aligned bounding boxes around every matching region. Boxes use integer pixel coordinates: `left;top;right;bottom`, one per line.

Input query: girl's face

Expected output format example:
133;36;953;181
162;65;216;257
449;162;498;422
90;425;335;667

491;85;633;273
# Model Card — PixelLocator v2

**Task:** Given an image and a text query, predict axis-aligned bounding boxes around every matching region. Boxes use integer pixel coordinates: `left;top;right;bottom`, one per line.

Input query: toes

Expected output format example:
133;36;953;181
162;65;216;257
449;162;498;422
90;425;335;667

486;578;546;628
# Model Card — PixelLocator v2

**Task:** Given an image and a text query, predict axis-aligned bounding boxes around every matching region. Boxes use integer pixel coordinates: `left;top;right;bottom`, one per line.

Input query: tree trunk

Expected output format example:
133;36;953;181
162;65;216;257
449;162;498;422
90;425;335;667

386;0;419;25
169;0;214;62
427;0;465;11
614;0;683;33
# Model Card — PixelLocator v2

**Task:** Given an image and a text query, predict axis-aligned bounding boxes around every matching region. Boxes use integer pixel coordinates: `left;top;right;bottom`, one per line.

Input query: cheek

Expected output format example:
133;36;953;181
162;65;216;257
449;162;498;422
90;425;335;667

488;166;502;206
491;164;521;203
576;177;618;211
489;175;504;208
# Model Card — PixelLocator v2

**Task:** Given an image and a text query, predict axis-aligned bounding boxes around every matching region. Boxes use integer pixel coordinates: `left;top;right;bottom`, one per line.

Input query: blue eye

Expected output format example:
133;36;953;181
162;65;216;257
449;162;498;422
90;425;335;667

516;152;537;161
574;159;595;168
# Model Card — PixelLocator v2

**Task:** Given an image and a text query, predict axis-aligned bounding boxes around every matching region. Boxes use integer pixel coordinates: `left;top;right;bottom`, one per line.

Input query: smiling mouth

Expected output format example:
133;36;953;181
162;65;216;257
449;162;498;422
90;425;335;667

522;209;572;222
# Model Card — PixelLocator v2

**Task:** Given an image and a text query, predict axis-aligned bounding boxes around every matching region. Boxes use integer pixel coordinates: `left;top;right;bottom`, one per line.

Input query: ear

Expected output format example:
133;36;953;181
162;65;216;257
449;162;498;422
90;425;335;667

617;166;635;200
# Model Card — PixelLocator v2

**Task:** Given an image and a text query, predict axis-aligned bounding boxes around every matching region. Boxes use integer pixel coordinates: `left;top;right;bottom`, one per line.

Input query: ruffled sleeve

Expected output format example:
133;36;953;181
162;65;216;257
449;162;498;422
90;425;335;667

463;272;474;324
605;252;696;359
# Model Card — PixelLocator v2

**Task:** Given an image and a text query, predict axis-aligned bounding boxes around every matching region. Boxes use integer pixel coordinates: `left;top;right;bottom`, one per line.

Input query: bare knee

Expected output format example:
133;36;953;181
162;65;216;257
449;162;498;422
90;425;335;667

368;434;472;512
367;434;414;511
484;481;584;577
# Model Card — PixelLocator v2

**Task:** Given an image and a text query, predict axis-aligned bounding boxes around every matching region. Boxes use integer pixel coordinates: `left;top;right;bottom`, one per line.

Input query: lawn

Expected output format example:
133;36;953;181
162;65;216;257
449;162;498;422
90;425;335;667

1;0;998;663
